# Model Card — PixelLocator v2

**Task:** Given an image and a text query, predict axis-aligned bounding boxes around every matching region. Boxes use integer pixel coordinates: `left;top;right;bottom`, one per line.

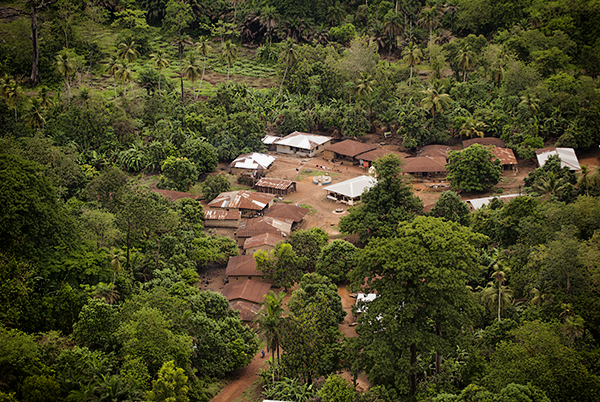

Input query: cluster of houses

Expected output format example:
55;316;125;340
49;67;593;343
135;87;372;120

204;130;584;322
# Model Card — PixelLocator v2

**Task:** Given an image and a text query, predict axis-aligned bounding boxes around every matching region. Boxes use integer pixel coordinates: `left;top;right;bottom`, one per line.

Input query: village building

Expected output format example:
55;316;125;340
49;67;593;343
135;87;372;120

243;232;285;255
264;204;308;228
356;148;408;168
225;255;263;281
323;140;377;164
235;216;292;246
466;194;526;210
324;175;377;205
255;177;297;195
462;137;507;148
229;300;260;323
203;209;242;228
271;131;332;157
402;156;448;177
417;144;453;159
222;279;271;304
536;147;581;171
208;190;275;218
261;135;280;151
228;153;276;176
487;146;518;170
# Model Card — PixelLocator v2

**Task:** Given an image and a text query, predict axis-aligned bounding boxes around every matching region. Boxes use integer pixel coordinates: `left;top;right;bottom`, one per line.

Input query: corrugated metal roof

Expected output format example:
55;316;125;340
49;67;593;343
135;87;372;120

462;137;506;148
403;156;447;173
255;178;295;190
204;209;242;220
357;148;408;162
536;147;581;170
226;255;262;277
323;175;378;198
229;153;276;170
466;194;525;210
488;146;517;165
243;232;285;249
208;191;275;211
264;204;308;223
262;135;280;145
229;300;260;321
324;140;377;157
236;217;292;238
221;280;271;304
274;131;331;150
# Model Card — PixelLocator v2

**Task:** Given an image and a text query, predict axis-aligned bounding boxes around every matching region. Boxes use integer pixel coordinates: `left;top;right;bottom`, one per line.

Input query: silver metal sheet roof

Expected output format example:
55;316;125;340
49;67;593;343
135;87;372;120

323;175;377;198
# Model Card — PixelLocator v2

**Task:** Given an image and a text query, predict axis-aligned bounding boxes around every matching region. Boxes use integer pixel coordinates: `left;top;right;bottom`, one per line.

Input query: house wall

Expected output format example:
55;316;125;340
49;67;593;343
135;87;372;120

244;245;276;256
256;185;294;195
228;274;264;281
204;218;241;228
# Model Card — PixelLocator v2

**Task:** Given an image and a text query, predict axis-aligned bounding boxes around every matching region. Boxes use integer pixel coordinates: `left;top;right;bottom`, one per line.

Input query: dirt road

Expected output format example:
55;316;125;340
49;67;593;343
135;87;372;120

210;350;268;402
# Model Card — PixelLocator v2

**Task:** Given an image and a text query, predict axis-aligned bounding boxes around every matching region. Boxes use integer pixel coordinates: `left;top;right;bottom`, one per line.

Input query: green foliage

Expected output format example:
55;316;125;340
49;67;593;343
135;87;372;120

446;145;502;192
287;227;328;271
316;239;357;283
158;156;199;192
0;252;33;327
147;360;189;402
200;174;231;201
22;375;60;402
318;374;358;402
192;235;238;267
430;191;470;225
72;298;119;350
180;139;218;172
255;242;303;290
262;376;316;402
288;273;346;325
339;154;423;242
0;326;40;392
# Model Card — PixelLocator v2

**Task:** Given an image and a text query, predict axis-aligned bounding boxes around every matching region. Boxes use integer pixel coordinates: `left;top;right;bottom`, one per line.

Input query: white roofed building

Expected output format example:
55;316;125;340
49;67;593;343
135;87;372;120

272;131;332;157
324;175;377;205
228;153;276;175
535;147;581;171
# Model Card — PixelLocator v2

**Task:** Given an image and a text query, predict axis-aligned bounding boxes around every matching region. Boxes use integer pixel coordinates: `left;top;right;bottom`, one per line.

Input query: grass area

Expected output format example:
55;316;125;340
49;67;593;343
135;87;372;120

205;378;231;400
300;203;317;214
296;169;340;181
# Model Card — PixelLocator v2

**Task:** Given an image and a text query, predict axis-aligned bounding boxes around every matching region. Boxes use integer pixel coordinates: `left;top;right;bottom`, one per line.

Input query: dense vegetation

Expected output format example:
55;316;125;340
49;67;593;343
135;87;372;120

2;0;600;401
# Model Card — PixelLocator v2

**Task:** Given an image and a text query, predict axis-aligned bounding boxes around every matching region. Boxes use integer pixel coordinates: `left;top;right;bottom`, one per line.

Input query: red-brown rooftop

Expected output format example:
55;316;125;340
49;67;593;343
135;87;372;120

221;280;271;304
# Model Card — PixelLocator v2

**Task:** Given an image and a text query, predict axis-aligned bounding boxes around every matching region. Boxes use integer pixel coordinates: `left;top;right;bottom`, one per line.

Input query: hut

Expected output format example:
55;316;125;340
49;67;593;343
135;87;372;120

356;148;408;169
403;156;447;177
324;175;377;205
225;255;263;281
222;279;271;304
417;145;452;159
323;140;377;164
235;217;292;246
264;204;308;227
243;232;285;255
488;146;517;170
203;209;242;228
272;131;332;157
262;135;280;151
255;178;297;195
208;190;275;218
229;300;260;323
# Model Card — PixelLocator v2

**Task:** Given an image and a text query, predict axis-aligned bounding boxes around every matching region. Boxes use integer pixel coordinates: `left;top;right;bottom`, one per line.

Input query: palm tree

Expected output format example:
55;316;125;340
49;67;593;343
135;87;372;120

421;87;452;119
456;47;475;82
383;11;403;64
531;172;569;198
481;273;513;322
356;72;376;99
260;6;279;44
196;36;213;94
24;98;46;131
254;290;286;384
278;38;297;97
56;51;76;98
109;249;126;286
520;94;540;117
1;76;24;122
150;52;170;95
221;40;238;87
402;42;423;84
419;5;441;45
183;54;201;99
107;56;123;98
118;64;135;96
560;304;585;348
173;34;193;101
117;39;140;64
93;282;120;305
39;86;54;109
578;165;592;196
459;114;487;139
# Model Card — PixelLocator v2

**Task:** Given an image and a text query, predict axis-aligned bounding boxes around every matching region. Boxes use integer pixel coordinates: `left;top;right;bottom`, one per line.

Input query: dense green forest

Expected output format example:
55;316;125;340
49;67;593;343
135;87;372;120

1;0;600;401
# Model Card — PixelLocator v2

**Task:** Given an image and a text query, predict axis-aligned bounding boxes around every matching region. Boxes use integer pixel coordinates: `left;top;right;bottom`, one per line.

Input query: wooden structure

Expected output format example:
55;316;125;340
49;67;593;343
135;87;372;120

203;209;242;228
323;140;377;164
357;148;409;168
225;255;263;281
264;204;308;227
243;232;285;255
208;190;275;218
403;156;447;177
255;178;296;195
221;279;271;304
272;131;332;157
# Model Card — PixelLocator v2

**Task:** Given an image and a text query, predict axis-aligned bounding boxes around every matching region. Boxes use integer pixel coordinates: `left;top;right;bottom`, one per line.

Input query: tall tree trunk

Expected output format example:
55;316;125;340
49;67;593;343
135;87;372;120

65;74;71;98
199;56;206;95
278;64;289;97
409;343;417;397
435;323;442;375
30;1;40;85
179;45;184;101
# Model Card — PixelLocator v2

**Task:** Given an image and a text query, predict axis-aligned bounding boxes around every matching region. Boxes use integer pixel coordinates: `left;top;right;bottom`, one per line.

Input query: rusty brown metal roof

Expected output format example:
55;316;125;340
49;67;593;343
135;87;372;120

208;190;274;211
356;148;409;162
264;204;308;223
462;137;506;148
226;255;262;277
221;279;271;304
236;217;292;238
255;177;295;190
403;156;448;173
229;300;260;321
243;232;285;250
418;145;452;159
324;140;377;158
204;209;242;221
488;146;517;165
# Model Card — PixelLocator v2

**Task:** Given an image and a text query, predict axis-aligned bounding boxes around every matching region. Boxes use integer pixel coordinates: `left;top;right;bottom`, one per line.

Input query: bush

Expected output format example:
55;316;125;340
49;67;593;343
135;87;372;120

158;157;199;192
200;174;231;201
